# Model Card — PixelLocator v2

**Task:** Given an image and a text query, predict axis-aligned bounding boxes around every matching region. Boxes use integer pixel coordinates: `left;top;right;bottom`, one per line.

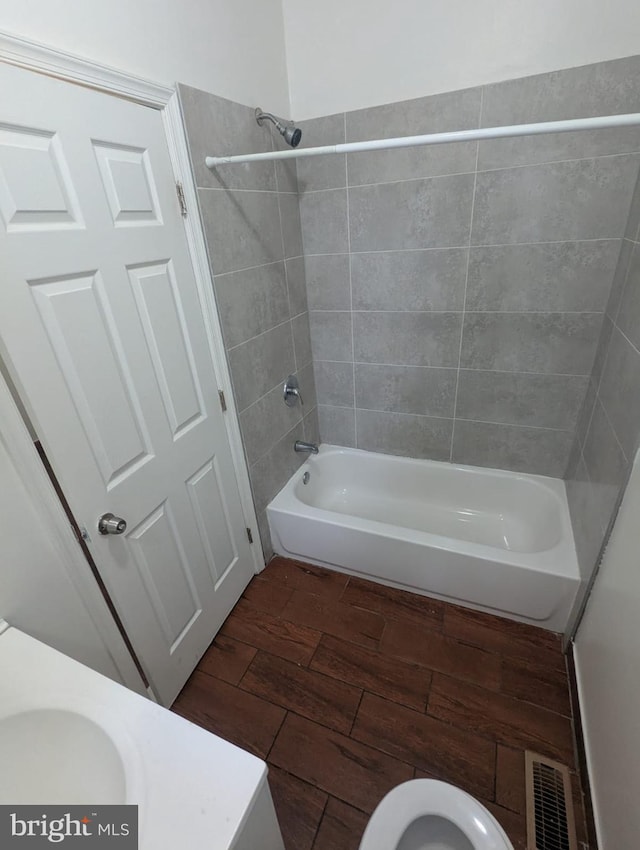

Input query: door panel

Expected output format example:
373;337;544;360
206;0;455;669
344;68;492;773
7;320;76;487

0;124;83;231
128;501;203;650
0;62;255;705
92;140;161;226
128;260;206;437
187;456;239;585
29;269;155;485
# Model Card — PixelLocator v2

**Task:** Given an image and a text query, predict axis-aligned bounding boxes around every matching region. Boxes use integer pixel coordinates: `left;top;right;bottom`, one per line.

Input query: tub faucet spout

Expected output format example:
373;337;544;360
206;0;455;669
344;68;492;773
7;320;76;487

294;440;319;454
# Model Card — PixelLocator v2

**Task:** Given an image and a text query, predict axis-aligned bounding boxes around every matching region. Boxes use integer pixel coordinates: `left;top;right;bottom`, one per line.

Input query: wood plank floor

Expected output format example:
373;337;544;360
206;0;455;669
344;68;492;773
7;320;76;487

172;557;589;850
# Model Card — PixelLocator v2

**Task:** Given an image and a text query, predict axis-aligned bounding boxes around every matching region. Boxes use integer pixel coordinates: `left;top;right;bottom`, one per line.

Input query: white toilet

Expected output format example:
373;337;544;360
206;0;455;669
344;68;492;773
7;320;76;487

359;779;514;850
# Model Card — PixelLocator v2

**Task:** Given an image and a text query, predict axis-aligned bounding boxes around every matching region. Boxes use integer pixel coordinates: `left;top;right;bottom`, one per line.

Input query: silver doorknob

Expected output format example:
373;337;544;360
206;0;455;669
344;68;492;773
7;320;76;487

98;513;127;535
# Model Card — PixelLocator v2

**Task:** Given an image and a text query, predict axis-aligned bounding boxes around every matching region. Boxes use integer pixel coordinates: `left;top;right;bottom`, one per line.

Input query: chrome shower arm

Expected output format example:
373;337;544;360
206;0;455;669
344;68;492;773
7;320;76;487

255;108;302;148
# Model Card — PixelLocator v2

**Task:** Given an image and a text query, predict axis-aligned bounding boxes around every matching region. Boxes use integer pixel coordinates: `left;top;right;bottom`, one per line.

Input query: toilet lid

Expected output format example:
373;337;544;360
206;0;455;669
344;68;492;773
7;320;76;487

360;779;514;850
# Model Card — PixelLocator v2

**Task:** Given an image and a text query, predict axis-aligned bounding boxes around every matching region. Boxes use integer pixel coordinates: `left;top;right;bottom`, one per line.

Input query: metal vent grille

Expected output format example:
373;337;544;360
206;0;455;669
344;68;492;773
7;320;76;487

525;751;578;850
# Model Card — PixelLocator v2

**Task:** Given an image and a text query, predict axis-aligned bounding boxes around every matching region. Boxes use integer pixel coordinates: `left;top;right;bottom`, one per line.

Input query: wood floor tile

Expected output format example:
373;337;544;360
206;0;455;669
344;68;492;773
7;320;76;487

197;635;257;686
172;671;285;758
352;692;496;799
282;589;385;649
241;575;294;616
483;800;527;850
310;634;432;712
221;598;321;664
264;557;350;599
501;655;571;716
413;766;437;779
495;745;526;814
341;576;443;630
172;554;584;850
268;766;327;850
428;674;575;766
380;618;501;689
571;772;589;848
269;713;413;814
312;798;368;850
443;604;564;670
241;651;362;734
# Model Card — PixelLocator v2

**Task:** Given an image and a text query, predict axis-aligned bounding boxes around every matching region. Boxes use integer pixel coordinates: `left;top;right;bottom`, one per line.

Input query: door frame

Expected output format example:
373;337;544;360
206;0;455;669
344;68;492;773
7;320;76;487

0;32;265;652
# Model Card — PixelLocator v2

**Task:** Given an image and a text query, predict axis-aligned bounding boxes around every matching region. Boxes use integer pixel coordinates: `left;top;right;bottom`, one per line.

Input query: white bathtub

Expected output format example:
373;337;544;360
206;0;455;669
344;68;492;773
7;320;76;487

267;445;580;632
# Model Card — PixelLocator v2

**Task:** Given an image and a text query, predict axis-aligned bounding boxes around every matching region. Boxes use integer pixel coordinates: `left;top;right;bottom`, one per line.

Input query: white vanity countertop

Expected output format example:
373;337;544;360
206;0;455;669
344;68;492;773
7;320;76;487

0;626;267;849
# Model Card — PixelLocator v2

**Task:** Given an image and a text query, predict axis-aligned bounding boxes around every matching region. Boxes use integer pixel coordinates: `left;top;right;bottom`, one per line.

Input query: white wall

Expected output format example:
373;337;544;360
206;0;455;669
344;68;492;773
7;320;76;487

0;0;290;115
282;0;640;118
575;449;640;848
6;2;638;132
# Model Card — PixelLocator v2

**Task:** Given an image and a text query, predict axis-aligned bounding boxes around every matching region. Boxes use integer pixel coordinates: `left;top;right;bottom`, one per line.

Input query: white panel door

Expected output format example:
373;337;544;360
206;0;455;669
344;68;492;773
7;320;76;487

0;62;256;705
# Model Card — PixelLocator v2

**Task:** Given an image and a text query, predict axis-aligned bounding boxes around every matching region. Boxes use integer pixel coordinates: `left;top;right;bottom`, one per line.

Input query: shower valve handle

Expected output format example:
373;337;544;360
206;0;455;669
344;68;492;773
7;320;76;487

283;375;303;407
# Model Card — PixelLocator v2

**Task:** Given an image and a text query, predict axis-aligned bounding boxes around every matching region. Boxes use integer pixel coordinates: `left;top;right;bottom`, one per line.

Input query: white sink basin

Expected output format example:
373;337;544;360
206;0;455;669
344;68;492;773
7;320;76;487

0;623;281;850
0;708;126;804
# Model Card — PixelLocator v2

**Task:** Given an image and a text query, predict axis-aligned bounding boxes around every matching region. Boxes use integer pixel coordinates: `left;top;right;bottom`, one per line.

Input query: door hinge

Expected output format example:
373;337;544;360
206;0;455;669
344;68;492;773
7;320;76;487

246;527;253;544
176;181;187;217
218;389;227;412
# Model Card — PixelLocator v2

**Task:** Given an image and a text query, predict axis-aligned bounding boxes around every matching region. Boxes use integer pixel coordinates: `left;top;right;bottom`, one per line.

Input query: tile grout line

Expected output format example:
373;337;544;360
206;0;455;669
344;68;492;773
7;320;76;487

314;404;578;434
451;88;483;462
344;111;358;449
294;148;640;193
307;632;325;670
240;658;367;739
249;419;306;473
575;245;636;454
301;235;623;255
214;257;300;279
594;395;629;465
227;316;292;353
265;708;289;762
614;312;640;359
273;150;299;377
423;671;434;716
295;142;320;443
199;185;298;195
338;574;352;604
306;308;606;315
309;794;330;850
348;687;366;737
237;373;301;416
235;650;259;694
580;308;631;463
611;238;636;328
313;361;593;378
575;234;640;460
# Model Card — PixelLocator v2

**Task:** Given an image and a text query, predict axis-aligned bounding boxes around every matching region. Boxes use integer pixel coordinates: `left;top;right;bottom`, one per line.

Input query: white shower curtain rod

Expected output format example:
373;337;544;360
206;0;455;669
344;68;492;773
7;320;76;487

205;112;640;168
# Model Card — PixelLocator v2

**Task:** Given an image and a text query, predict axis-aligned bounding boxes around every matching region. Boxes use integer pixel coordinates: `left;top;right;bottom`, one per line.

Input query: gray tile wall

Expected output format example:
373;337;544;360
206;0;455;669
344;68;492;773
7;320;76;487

298;56;640;477
178;59;640;566
566;167;640;582
179;85;318;559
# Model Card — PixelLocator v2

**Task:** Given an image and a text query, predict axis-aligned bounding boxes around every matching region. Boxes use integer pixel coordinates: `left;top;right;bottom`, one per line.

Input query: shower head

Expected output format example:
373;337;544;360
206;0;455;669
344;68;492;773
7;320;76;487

255;108;302;148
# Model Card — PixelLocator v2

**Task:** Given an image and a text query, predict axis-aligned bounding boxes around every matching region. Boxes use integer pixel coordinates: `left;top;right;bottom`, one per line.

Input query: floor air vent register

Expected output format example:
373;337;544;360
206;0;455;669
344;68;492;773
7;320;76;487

526;751;579;850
